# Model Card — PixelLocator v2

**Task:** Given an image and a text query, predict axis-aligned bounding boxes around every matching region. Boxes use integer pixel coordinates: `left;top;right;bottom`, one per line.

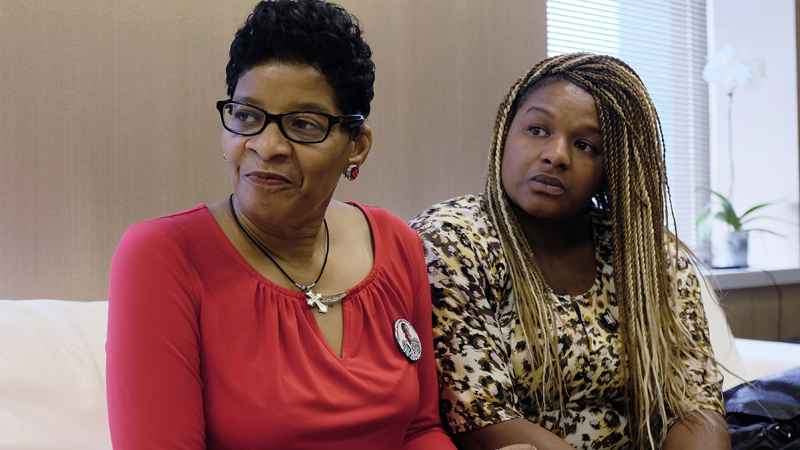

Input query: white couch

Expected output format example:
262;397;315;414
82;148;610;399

0;300;110;450
0;297;798;450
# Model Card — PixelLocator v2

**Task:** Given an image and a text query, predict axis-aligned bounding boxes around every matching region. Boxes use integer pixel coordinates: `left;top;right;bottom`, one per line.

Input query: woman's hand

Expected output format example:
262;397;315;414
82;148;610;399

496;445;537;450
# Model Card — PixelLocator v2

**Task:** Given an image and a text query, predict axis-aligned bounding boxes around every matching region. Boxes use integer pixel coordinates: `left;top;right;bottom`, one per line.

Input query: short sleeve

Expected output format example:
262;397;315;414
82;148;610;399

671;251;725;416
412;204;524;434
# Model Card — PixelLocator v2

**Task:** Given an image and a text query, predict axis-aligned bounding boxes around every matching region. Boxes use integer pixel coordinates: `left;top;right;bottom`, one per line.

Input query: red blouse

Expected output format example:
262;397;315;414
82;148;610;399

106;203;455;450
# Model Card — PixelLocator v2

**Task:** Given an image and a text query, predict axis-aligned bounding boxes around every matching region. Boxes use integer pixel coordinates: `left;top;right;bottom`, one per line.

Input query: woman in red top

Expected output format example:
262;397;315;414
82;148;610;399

105;1;455;449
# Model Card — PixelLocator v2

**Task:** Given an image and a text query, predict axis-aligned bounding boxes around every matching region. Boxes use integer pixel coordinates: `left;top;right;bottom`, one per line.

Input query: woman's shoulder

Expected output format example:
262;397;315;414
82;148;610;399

589;212;698;272
409;194;506;277
660;232;700;274
111;206;211;298
344;200;420;244
662;234;706;303
339;201;429;290
117;204;215;258
409;193;491;239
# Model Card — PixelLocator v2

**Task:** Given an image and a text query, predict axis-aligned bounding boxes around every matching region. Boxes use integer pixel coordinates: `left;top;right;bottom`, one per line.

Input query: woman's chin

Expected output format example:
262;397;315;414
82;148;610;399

513;198;575;221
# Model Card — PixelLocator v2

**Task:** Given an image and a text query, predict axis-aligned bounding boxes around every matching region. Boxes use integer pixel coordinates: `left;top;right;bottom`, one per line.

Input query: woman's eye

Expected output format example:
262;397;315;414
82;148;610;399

291;118;322;130
526;126;548;137
575;140;596;152
234;111;256;122
228;107;260;123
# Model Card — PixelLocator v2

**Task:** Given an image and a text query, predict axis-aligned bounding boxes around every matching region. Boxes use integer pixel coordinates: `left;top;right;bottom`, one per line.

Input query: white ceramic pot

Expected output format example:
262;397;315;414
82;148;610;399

711;230;749;268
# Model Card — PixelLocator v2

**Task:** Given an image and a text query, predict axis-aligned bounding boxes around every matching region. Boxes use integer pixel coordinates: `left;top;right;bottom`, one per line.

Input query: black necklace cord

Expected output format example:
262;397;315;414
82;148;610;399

228;193;329;292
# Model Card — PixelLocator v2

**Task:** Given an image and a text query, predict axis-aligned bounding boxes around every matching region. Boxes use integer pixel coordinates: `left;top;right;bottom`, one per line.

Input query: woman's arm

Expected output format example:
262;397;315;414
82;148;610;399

106;222;206;450
456;419;576;450
410;208;574;450
403;236;457;450
662;254;731;450
663;412;730;450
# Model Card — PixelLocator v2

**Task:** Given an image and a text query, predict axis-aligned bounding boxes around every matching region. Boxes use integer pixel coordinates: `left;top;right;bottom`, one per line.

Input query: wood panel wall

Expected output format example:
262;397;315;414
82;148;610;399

0;1;546;300
721;284;800;341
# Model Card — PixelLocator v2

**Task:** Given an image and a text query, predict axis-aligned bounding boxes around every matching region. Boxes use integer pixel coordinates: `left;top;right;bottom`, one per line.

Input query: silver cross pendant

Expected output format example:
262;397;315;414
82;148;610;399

305;289;328;313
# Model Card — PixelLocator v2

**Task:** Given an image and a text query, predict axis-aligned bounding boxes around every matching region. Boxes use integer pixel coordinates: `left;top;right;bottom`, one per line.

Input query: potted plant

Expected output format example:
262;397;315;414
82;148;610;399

697;190;779;268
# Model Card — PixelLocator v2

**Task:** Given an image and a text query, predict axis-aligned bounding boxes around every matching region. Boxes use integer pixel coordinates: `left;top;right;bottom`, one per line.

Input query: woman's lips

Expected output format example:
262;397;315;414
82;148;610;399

528;174;565;195
244;171;292;188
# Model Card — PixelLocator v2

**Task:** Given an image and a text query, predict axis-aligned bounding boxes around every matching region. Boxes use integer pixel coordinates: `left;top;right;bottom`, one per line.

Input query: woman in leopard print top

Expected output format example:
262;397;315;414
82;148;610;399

410;54;729;450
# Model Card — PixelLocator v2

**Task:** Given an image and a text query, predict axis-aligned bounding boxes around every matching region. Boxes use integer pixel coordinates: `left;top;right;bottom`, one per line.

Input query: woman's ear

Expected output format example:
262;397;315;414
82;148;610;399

348;124;373;167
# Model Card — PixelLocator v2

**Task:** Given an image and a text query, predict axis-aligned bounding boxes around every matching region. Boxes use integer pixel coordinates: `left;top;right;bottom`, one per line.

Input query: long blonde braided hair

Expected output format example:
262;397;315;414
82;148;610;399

486;53;707;448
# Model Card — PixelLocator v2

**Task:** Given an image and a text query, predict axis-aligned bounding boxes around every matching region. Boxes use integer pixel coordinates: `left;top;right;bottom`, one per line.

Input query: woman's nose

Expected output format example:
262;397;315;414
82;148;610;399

246;121;292;160
540;136;571;169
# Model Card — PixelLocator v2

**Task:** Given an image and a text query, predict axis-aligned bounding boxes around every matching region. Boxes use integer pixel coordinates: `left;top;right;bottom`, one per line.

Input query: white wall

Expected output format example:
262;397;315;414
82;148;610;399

708;0;799;269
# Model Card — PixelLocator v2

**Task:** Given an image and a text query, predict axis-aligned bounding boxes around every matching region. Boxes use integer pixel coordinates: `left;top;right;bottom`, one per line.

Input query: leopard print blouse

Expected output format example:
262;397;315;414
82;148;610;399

409;194;724;449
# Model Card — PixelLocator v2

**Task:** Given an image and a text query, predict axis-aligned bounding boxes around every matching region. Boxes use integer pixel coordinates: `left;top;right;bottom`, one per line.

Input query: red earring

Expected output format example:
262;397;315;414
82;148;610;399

344;164;360;181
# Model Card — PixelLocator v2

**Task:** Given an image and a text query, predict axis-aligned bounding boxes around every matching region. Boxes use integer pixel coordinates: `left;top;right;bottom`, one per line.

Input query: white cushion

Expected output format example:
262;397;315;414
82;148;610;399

698;279;749;390
734;338;800;382
0;299;111;450
700;278;800;389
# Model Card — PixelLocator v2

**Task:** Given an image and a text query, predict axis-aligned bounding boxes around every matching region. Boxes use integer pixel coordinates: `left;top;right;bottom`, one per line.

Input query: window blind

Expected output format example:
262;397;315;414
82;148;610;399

548;0;709;253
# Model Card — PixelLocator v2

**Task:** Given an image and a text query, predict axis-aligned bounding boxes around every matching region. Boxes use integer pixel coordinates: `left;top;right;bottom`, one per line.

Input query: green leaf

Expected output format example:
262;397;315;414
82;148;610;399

705;191;780;232
739;202;773;220
711;191;737;216
713;211;741;230
742;227;786;238
742;215;797;226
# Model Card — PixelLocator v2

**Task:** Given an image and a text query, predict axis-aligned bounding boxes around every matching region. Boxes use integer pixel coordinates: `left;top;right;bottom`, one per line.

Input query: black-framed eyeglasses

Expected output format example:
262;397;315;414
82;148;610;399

216;100;365;144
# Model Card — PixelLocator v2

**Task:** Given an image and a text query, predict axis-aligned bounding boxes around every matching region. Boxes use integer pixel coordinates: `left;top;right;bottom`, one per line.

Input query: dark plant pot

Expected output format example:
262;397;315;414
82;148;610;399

711;231;749;269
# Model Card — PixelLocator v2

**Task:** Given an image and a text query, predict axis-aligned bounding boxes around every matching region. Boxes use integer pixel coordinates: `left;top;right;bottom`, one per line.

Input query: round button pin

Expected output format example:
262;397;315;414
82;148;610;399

393;318;422;362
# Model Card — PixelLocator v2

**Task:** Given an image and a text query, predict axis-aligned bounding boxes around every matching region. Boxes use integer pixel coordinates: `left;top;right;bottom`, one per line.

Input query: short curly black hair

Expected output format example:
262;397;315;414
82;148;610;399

225;0;375;118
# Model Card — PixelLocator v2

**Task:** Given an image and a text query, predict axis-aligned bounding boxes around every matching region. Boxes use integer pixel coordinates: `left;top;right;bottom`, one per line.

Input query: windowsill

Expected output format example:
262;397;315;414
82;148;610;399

705;266;800;290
